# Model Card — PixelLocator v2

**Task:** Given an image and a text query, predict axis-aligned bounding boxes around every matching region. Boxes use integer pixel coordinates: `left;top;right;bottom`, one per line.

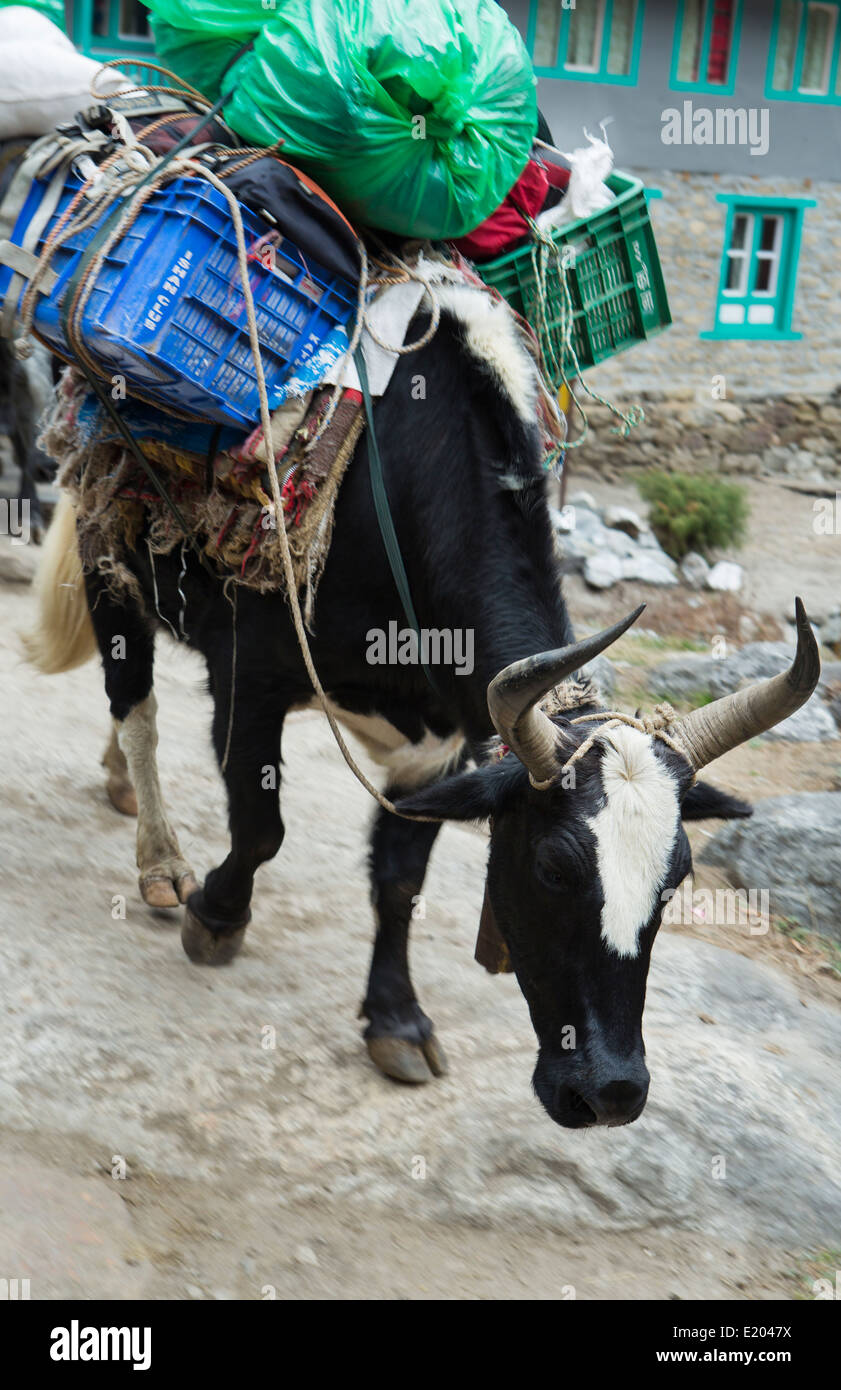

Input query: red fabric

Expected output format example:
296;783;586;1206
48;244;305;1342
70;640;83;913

452;158;569;262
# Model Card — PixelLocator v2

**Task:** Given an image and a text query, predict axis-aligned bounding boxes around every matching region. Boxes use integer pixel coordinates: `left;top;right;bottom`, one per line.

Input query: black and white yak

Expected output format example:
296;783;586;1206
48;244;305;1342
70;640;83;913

25;292;819;1129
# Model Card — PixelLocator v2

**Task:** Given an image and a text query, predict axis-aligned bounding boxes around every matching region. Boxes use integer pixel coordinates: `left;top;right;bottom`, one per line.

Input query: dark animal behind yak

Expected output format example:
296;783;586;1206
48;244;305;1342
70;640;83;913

0;335;56;541
25;299;819;1129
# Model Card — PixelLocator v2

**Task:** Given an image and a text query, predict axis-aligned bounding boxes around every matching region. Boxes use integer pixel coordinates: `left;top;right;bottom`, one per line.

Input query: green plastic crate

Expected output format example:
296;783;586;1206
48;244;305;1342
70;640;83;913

480;171;671;378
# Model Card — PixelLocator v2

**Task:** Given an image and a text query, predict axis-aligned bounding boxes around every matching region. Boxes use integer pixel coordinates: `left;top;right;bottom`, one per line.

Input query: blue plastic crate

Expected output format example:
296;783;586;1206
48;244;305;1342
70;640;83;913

0;172;358;428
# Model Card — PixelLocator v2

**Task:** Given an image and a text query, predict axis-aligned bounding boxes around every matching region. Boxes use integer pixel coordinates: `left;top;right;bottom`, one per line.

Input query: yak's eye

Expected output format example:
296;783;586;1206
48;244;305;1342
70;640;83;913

534;839;584;891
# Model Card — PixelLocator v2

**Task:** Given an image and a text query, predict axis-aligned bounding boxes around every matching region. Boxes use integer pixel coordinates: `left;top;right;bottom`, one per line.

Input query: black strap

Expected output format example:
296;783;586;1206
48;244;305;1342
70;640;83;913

354;345;439;696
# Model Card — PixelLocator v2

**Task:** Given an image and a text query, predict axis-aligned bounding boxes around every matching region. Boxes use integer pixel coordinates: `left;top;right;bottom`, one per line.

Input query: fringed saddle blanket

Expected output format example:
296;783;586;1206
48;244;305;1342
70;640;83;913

42;368;365;614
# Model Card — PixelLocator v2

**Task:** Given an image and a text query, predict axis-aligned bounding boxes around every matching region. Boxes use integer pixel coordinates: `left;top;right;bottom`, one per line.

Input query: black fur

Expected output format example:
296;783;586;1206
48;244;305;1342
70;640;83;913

85;309;749;1128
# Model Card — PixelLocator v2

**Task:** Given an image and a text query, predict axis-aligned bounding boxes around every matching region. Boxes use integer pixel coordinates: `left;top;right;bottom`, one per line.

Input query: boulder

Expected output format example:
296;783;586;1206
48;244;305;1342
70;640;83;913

581;653;617;700
584;551;623;589
700;792;841;940
761;701;838;742
603;505;644;539
679;551;710;589
649;642;841;736
621;553;678;586
706;561;743;592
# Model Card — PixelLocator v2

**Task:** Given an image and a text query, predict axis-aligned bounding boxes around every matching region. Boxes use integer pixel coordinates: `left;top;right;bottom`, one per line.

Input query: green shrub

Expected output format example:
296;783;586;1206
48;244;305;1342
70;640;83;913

636;471;748;560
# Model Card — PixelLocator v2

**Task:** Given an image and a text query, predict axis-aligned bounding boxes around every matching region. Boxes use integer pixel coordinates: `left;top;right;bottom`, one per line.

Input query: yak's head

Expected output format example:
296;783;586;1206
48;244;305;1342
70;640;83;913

397;600;819;1130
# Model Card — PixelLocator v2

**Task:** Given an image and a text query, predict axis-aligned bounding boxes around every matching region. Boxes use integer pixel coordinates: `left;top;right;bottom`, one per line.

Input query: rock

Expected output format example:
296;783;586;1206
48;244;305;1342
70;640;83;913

621;553;678;586
706;561;743;592
568;490;597;512
711;401;745;423
761;701;838;743
700;792;841;940
602;527;639;560
650;640;841;712
581;653;617;699
679;551;710;589
785;450;817;477
761;445;793;474
0;534;37;585
549;505;575;534
821;613;841;654
603;505;644;539
736;453;763;476
583;551;623;589
294;1244;320;1268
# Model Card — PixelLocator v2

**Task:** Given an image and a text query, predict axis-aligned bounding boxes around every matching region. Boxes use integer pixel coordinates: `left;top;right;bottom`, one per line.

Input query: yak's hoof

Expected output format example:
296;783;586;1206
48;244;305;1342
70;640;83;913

181;893;250;966
140;868;198;910
366;1033;449;1085
106;777;138;817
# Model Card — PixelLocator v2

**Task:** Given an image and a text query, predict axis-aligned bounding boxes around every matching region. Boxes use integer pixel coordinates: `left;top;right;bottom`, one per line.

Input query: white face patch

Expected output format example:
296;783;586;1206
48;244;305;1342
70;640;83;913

586;725;680;958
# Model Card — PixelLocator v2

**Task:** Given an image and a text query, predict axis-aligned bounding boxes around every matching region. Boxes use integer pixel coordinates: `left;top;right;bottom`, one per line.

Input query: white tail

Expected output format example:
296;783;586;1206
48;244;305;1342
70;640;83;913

22;492;97;673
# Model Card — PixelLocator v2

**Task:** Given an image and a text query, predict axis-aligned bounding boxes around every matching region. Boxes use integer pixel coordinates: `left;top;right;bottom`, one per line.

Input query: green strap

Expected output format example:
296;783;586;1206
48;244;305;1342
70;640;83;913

354;345;439;696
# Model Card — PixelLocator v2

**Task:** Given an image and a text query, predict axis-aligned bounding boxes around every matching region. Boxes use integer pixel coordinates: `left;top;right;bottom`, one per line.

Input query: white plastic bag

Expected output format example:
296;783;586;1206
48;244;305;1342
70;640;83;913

537;127;615;232
0;41;128;138
0;5;75;49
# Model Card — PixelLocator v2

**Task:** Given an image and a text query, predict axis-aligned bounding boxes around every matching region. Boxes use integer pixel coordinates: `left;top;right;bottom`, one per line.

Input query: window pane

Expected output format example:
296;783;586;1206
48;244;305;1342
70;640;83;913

725;254;746;291
773;1;799;90
800;3;835;91
758;215;779;252
607;0;637;75
706;0;735;83
119;1;150;36
754;258;773;292
534;0;563;67
677;0;705;82
92;0;109;37
730;213;750;250
567;0;602;69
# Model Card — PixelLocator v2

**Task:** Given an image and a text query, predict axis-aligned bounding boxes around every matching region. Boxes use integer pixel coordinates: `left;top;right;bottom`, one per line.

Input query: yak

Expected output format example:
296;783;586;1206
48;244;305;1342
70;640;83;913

24;291;819;1129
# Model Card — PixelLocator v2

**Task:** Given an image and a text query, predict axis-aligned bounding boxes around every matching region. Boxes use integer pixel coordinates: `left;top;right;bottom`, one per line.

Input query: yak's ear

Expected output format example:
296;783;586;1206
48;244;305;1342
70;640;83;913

394;759;517;824
682;781;753;822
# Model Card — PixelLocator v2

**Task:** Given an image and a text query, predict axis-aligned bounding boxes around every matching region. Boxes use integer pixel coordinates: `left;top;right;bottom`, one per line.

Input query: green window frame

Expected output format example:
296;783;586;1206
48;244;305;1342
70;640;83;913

72;0;154;59
528;0;645;84
701;194;815;342
669;0;743;94
766;0;841;102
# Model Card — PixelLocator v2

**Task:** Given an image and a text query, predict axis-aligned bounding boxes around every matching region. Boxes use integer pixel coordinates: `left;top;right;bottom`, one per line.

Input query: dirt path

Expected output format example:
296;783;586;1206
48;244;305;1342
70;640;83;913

0;570;838;1302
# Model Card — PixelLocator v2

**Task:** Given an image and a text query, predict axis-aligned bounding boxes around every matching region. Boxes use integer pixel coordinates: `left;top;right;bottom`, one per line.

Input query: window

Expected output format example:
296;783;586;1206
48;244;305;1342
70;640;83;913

671;0;742;93
79;0;153;54
530;0;644;84
701;195;816;340
768;0;841;100
119;1;151;38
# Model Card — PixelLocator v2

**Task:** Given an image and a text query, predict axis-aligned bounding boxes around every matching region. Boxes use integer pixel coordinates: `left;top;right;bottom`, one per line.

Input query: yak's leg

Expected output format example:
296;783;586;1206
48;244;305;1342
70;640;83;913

182;669;286;966
362;795;448;1084
87;575;196;908
119;693;198;908
102;722;137;817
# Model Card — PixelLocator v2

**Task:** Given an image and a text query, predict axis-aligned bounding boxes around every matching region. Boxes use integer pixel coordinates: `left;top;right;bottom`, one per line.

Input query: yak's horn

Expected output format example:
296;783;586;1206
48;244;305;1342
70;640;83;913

673;597;820;771
487;606;646;788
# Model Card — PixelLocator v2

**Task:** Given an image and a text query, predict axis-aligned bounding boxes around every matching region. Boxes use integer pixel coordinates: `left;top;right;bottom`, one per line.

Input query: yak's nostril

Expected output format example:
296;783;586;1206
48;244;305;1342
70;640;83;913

592;1077;649;1122
566;1090;598;1125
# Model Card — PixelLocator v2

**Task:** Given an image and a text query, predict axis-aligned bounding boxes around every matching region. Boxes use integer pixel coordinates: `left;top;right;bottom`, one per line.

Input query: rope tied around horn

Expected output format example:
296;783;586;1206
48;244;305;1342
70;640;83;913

555;701;692;782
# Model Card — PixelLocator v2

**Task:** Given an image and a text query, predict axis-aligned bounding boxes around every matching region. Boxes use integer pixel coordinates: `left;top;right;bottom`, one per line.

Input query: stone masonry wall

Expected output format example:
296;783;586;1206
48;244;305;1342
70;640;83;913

570;390;841;482
577;169;841;399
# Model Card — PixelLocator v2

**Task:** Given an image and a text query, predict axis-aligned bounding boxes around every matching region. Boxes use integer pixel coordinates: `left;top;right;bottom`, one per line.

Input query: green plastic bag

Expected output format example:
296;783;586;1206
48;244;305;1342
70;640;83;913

146;0;537;239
